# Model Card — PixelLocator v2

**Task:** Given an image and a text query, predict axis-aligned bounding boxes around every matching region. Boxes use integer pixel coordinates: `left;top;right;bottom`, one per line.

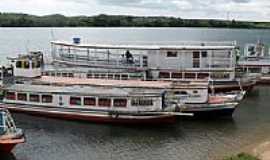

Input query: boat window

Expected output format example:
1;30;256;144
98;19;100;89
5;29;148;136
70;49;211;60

159;72;170;79
98;98;111;107
115;74;121;80
62;73;68;77
193;51;200;58
70;97;81;106
16;61;22;68
31;61;36;68
185;73;196;79
68;73;74;77
36;61;41;68
84;97;96;106
87;73;93;78
143;56;148;67
193;90;199;94
94;74;100;79
6;92;16;100
167;51;178;57
113;99;127;108
30;94;40;102
197;73;209;79
100;74;107;79
108;74;114;79
211;73;230;79
174;91;188;95
131;99;153;106
121;74;128;80
193;51;200;68
17;93;27;101
42;95;53;103
172;72;182;79
24;61;30;69
201;51;208;58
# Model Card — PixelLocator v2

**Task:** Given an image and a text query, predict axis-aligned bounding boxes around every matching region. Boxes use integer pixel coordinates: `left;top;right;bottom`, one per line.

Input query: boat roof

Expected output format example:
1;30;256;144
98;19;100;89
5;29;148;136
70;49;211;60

6;84;163;97
7;51;42;61
33;76;208;89
51;41;236;50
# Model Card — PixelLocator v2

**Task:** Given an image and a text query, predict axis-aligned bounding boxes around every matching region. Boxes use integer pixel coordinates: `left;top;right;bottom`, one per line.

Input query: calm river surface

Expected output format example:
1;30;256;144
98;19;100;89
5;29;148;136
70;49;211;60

1;27;270;160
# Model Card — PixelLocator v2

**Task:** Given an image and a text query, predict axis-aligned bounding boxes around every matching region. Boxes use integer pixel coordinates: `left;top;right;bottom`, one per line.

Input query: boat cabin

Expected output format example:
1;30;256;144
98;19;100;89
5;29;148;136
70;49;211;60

51;40;237;82
3;84;169;112
5;76;209;105
8;51;43;78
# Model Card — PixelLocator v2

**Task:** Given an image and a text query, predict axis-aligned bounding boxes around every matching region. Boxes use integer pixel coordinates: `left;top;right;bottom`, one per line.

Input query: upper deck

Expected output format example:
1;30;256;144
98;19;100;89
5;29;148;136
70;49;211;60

51;40;237;51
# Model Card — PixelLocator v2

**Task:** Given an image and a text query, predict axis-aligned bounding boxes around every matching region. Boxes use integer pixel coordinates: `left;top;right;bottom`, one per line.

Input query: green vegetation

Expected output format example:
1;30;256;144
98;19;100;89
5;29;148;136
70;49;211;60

223;153;260;160
0;13;270;28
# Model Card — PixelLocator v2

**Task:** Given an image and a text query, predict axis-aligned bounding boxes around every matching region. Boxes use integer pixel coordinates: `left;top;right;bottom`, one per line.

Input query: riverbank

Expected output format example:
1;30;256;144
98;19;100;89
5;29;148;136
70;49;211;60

223;153;259;160
1;13;270;29
250;140;270;160
225;139;270;160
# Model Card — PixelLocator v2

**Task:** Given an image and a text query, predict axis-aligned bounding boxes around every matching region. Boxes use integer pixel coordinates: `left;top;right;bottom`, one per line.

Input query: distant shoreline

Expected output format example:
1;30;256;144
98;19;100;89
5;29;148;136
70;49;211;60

0;13;270;29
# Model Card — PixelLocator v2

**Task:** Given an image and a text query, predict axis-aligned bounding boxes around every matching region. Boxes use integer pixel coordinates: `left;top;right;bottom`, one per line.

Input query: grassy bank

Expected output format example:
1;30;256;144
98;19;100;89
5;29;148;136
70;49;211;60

0;13;270;29
223;153;260;160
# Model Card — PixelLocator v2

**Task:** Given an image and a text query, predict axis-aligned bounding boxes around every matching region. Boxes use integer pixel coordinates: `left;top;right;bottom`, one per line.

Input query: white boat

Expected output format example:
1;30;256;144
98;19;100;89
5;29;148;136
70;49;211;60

47;39;256;92
1;78;195;124
0;51;243;120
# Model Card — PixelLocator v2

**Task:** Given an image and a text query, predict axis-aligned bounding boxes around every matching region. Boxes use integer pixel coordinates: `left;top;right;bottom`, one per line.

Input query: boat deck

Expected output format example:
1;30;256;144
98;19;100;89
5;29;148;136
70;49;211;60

33;76;208;89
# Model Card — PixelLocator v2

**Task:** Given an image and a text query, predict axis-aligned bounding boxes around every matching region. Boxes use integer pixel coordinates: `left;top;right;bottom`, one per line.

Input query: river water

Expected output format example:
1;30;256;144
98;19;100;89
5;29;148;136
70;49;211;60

1;27;270;160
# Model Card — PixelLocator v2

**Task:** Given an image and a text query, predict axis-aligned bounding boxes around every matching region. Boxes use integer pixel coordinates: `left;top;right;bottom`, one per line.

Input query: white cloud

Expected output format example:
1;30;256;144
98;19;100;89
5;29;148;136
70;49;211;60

0;0;269;21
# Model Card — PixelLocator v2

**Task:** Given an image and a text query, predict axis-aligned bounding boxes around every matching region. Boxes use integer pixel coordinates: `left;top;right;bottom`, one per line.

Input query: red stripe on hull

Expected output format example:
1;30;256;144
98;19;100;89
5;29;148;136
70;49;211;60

6;107;176;125
0;143;17;153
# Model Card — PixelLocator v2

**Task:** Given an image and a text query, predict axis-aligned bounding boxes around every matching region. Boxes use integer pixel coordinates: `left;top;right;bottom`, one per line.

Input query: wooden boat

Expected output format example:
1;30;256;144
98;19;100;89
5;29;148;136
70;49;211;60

0;108;25;153
46;39;256;93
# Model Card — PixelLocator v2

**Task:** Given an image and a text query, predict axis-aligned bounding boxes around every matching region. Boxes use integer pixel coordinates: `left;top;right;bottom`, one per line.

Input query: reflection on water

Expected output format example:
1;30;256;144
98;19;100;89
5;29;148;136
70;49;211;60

13;116;236;160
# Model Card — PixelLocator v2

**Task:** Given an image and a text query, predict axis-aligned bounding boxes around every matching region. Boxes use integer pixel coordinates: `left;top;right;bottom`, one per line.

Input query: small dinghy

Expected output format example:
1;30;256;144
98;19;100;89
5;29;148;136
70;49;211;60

0;108;25;153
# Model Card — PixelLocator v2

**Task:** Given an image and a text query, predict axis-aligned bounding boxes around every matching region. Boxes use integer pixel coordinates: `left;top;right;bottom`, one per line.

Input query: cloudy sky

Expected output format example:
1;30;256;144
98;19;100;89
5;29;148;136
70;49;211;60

0;0;269;21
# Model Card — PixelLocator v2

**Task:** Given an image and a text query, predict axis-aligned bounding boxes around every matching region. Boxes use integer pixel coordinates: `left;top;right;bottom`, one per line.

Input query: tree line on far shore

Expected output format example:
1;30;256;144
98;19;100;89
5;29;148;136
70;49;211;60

0;13;269;29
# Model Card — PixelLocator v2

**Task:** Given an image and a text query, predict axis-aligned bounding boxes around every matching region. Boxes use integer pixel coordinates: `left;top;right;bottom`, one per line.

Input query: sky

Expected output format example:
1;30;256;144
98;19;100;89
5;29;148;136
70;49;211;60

0;0;269;21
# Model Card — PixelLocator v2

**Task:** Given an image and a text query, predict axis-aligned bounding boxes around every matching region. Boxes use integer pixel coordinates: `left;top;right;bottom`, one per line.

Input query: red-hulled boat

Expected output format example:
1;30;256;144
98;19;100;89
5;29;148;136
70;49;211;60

0;109;25;153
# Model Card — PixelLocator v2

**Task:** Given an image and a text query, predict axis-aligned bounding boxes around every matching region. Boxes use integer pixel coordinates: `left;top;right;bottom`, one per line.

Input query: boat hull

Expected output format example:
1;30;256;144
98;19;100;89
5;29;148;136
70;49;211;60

0;104;176;125
257;76;270;85
211;80;256;93
181;103;238;118
0;137;25;153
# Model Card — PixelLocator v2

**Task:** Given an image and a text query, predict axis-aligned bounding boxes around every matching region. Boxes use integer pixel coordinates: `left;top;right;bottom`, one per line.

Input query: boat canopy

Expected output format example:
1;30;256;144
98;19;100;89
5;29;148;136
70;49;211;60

51;41;237;51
